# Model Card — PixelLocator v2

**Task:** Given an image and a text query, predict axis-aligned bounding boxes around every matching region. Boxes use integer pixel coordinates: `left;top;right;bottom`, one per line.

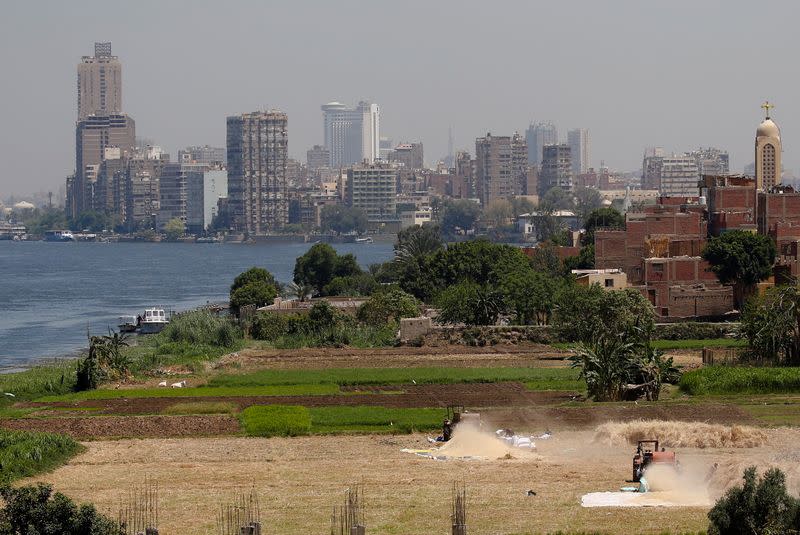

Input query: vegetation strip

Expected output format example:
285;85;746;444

35;383;339;402
0;430;83;484
680;366;800;395
239;405;442;436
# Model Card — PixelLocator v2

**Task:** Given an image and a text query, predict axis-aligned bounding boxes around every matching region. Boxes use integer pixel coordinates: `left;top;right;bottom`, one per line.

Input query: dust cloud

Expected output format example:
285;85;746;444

436;421;539;460
593;420;767;449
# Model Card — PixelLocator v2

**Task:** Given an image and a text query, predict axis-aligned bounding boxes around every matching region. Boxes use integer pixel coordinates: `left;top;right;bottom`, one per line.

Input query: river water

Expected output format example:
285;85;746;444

0;240;394;370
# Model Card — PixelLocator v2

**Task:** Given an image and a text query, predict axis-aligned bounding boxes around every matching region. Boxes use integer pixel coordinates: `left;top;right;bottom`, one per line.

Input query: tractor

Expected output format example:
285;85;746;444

631;440;677;482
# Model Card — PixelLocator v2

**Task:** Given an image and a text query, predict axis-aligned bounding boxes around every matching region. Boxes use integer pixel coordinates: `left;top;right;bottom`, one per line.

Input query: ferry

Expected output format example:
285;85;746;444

355;236;374;244
44;230;75;242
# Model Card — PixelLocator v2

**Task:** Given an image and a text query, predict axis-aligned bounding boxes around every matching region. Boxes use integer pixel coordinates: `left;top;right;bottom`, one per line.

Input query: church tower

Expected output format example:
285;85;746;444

755;101;782;190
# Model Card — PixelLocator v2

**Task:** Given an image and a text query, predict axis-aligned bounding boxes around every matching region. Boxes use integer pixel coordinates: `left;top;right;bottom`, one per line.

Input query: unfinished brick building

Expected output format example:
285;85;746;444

595;199;733;319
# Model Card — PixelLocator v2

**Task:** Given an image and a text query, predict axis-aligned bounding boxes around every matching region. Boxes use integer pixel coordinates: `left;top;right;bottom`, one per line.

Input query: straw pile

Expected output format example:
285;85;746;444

593;420;767;449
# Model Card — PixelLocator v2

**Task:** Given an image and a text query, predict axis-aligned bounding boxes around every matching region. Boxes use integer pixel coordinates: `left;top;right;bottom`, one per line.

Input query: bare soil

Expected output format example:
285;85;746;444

25;428;800;534
0;415;240;439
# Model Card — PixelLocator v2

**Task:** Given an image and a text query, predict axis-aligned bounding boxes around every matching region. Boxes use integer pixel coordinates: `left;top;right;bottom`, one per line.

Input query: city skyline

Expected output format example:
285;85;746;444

2;1;800;195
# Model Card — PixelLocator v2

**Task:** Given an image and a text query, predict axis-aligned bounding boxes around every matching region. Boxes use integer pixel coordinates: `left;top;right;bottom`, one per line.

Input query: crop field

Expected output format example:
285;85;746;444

0;429;82;483
680;366;800;395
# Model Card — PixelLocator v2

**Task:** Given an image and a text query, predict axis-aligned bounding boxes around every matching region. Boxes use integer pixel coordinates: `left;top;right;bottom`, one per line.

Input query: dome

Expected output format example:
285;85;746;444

757;118;780;139
13;201;35;210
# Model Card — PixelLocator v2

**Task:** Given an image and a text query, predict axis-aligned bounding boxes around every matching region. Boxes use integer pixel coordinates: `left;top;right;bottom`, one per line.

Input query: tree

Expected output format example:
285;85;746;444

540;186;575;211
501;270;559;325
320;205;367;234
441;199;481;234
510;197;536;218
563;244;595;272
357;288;420;326
570;335;638;401
230;267;280;315
554;285;655;343
707;466;800;535
581;207;625;246
164;218;185;241
703;231;776;308
323;272;378;296
574;186;603;224
740;284;800;365
483;199;513;228
293;243;362;296
0;484;123;535
436;280;506;326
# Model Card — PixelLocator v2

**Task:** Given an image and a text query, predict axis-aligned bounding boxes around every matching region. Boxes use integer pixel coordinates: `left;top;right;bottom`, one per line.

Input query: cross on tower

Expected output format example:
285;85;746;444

761;101;775;119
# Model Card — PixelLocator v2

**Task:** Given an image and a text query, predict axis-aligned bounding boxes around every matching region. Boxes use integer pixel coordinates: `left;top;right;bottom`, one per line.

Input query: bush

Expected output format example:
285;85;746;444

654;322;735;341
159;310;242;348
707;466;800;535
357;288;420;326
239;405;312;437
0;484;122;534
251;313;290;341
436;280;505;326
554;286;655;343
680;366;800;395
229;267;280;315
0;430;83;484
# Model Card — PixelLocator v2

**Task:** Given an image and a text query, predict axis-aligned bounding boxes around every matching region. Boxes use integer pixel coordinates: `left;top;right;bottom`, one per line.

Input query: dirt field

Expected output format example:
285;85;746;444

26;428;800;535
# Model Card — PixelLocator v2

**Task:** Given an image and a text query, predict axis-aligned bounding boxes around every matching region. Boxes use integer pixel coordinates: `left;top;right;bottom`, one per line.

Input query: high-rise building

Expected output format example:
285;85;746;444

306;145;330;171
455;151;475;199
178;146;226;166
539;144;572;194
124;155;167;231
525;121;558;166
226;111;289;234
642;154;699;196
345;162;398;222
686;147;729;177
475;133;513;205
567;128;590;176
70;113;136;218
321;101;380;167
755;102;782;190
511;133;529;195
388;143;424;169
77;42;122;121
157;162;209;233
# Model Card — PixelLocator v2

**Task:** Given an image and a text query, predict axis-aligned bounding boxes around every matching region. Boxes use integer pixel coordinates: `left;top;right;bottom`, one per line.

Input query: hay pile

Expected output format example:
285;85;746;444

593;420;767;449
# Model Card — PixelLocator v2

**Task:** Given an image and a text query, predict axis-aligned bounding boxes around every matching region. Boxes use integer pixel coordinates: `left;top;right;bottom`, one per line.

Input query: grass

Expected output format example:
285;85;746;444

680;366;800;395
0;430;83;484
553;339;744;351
651;338;745;350
35;383;339;402
309;406;441;434
239;405;311;437
239;405;443;436
0;361;78;404
209;367;580;388
741;402;800;426
162;401;238;415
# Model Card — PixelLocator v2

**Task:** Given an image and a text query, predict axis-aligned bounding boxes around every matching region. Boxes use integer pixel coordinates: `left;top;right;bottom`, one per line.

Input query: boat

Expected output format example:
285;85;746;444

118;315;138;333
138;307;170;334
355;236;374;244
196;236;220;243
44;230;75;242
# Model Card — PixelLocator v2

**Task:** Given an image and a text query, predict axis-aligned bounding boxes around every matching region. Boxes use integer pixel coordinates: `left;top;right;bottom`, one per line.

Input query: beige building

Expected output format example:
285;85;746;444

755;102;782;191
345;162;398;222
226;111;289;234
572;268;627;290
77;42;122;121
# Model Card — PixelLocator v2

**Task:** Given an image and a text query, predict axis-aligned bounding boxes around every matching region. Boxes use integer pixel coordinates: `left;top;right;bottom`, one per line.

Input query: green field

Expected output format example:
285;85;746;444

651;338;745;350
0;430;83;483
680;366;800;395
36;383;339;402
239;405;443;436
209;366;581;388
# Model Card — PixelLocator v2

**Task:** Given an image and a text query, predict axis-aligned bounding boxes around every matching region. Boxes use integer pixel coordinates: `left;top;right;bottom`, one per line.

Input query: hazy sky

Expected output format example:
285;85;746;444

1;0;798;196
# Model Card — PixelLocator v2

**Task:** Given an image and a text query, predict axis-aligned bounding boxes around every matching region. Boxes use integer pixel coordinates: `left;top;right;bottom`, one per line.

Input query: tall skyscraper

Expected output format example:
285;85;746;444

567;128;590;176
539;144;572;195
77;42;122;121
755;102;782;190
525;121;558;166
475;133;513;205
321;101;380;167
226;111;289;234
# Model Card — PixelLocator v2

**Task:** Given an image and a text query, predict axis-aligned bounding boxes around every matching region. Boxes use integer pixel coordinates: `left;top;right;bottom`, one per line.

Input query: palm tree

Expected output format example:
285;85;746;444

569;335;637;401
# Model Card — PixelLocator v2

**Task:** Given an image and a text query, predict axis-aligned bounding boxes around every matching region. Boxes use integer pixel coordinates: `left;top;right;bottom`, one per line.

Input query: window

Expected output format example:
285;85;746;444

604;278;614;288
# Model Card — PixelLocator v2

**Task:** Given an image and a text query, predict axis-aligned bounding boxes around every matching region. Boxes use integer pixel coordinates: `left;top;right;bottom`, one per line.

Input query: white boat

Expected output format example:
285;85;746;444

138;308;170;334
44;230;75;242
355;236;374;244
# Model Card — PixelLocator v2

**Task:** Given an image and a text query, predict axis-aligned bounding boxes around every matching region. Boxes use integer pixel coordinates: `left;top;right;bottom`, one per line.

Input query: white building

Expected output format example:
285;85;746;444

567;128;590;176
322;101;380;167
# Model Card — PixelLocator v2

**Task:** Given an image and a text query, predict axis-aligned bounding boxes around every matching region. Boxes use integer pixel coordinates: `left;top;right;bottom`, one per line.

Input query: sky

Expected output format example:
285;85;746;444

1;0;799;197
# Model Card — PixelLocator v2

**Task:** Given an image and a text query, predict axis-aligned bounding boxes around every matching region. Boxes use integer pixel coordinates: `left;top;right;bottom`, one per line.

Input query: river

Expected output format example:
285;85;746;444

0;240;395;370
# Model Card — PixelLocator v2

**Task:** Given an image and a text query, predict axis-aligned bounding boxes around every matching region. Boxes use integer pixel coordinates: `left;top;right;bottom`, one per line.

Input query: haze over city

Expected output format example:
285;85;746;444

1;0;798;196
